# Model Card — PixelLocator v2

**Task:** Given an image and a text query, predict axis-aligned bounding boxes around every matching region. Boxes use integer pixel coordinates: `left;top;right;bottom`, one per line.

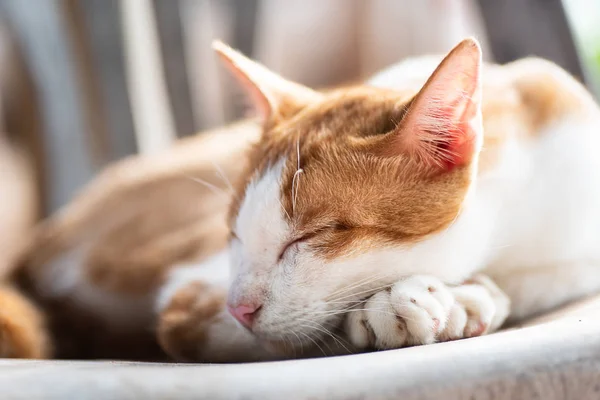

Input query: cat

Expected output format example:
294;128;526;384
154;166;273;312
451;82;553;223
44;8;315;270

16;37;600;362
158;37;600;360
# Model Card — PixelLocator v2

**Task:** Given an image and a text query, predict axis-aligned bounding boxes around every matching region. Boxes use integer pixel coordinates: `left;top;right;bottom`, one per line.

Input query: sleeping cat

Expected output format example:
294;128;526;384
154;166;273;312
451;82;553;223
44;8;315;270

158;38;600;360
17;38;600;362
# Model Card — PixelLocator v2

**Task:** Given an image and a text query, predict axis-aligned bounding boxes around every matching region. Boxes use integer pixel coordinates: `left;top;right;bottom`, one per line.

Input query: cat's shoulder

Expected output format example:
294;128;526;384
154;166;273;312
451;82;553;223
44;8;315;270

492;57;598;130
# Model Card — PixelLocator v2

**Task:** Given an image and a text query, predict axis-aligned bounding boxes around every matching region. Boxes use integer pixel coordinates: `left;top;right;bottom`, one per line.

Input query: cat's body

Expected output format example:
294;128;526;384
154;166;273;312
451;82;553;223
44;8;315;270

15;39;600;361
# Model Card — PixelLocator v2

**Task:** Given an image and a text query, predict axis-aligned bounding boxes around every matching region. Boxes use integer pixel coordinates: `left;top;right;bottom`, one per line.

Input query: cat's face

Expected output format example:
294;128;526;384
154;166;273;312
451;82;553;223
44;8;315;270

215;39;483;354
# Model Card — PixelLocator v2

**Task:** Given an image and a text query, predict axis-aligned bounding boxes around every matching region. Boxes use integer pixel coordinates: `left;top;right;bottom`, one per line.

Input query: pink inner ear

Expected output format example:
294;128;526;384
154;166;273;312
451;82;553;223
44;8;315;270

398;87;480;170
213;40;322;123
449;85;481;167
215;52;273;121
394;40;483;170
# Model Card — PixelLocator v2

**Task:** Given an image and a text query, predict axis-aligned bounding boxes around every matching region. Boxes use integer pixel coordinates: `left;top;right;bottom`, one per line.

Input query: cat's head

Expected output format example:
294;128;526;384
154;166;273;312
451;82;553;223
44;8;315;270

215;39;484;355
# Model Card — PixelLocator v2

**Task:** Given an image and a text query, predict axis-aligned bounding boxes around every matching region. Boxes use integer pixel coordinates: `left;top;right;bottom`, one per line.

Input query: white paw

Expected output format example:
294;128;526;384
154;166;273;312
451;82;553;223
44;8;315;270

345;275;507;350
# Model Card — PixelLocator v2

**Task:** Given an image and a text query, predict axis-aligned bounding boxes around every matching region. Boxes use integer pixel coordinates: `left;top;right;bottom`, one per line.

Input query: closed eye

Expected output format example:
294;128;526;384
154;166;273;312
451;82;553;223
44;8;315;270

278;236;308;262
277;224;353;261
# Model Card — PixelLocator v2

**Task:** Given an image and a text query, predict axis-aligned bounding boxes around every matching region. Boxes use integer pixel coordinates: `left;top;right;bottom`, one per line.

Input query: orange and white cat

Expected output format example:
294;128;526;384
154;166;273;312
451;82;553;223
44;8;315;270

158;38;600;359
18;37;600;362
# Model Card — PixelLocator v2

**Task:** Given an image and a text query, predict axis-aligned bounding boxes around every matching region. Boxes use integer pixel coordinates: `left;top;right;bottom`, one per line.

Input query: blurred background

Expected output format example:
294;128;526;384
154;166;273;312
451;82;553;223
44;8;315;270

0;0;598;221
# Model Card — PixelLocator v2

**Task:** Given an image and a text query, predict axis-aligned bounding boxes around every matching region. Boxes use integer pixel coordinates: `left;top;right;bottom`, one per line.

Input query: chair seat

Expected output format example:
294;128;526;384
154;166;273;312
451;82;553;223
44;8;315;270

1;295;599;400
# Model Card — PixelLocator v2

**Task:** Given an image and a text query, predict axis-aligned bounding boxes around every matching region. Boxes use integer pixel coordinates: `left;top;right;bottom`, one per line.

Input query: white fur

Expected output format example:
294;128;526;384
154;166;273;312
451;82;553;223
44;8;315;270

228;159;292;309
232;159;289;264
156;249;230;312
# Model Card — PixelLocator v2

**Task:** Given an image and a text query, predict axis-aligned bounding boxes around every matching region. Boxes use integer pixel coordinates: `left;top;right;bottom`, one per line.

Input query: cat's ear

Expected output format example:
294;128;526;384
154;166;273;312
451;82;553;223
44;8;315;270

212;40;322;121
382;38;483;170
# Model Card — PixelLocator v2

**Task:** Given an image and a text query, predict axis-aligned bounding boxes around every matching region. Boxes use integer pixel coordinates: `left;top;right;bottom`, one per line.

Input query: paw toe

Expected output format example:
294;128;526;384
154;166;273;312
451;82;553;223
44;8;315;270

389;276;452;344
464;320;489;338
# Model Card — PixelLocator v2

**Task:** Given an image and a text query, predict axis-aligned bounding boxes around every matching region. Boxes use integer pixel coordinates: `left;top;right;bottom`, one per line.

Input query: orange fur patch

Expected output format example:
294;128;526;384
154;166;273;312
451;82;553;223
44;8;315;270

507;58;597;134
230;85;473;260
0;285;50;358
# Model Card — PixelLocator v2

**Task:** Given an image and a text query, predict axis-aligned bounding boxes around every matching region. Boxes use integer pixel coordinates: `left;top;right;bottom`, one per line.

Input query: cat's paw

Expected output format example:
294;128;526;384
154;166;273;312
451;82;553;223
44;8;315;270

345;274;508;350
157;280;272;362
157;281;227;361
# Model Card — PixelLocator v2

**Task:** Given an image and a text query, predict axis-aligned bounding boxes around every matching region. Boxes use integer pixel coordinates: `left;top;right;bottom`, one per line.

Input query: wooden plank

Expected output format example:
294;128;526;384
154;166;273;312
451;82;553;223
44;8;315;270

0;19;47;215
254;0;361;88
62;0;110;167
77;0;138;161
230;0;258;58
1;304;600;398
0;28;7;134
476;0;587;83
228;0;258;119
0;0;96;212
359;0;492;77
152;0;196;137
0;22;40;274
119;0;176;154
180;0;232;129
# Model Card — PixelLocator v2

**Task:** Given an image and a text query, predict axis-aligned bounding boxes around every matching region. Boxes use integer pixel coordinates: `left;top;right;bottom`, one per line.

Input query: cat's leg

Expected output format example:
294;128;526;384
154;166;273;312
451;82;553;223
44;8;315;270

156;251;274;362
157;280;277;362
345;274;510;350
0;285;51;358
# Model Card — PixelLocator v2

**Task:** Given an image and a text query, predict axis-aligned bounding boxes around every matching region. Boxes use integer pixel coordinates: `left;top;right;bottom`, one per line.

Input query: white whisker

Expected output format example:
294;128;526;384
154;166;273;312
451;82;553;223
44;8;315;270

328;282;395;303
290;330;304;355
298;330;327;357
278;198;292;221
291;135;303;214
317;307;400;319
325;272;394;301
185;175;230;197
210;160;238;200
296;318;352;355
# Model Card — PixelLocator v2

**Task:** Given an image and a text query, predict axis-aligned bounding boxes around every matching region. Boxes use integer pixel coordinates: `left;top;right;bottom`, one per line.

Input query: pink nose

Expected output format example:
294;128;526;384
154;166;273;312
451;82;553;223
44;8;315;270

227;303;261;328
